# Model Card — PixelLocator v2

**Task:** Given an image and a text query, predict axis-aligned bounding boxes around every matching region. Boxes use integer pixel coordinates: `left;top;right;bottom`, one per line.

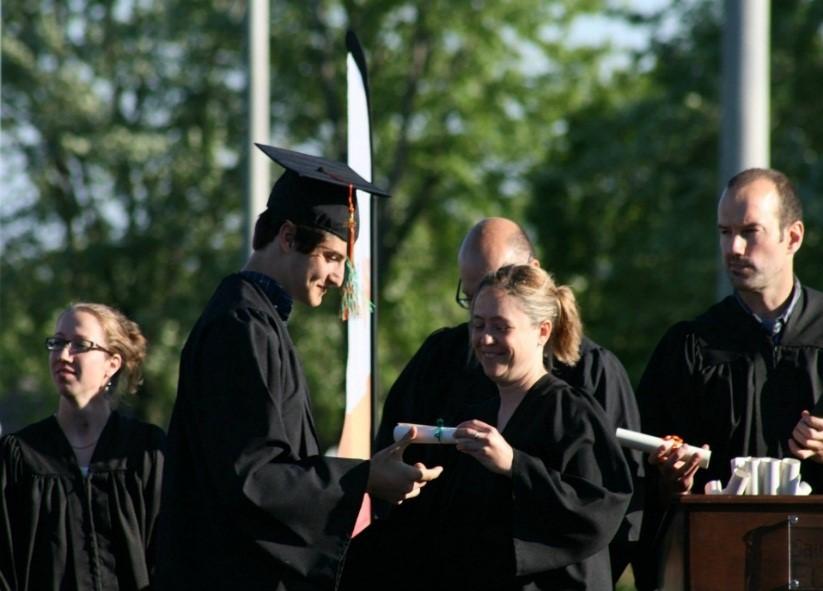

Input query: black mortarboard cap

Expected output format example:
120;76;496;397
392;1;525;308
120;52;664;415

255;143;390;242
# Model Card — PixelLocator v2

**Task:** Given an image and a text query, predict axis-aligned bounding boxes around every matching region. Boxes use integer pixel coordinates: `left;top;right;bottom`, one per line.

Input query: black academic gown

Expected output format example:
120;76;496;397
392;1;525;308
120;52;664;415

375;323;643;579
156;274;368;591
344;374;633;591
635;285;823;590
0;412;165;591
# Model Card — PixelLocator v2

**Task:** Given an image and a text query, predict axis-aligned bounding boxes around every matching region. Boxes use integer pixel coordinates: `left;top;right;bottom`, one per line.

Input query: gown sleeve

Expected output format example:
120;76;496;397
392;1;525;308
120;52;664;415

185;308;368;579
577;344;645;574
374;328;460;453
141;426;165;582
374;334;433;453
636;322;705;441
509;392;633;577
0;437;18;591
633;323;698;590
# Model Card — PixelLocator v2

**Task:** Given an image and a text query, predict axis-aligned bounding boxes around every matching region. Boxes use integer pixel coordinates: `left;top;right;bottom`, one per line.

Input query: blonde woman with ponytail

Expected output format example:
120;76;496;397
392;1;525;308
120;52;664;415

443;264;632;589
343;265;634;590
1;303;165;591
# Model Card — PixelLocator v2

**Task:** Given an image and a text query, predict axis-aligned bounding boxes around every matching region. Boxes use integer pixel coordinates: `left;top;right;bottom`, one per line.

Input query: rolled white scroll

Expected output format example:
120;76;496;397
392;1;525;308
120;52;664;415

724;467;750;495
615;428;711;469
393;423;457;444
730;456;749;472
762;458;781;495
747;458;761;495
780;458;801;494
704;480;724;495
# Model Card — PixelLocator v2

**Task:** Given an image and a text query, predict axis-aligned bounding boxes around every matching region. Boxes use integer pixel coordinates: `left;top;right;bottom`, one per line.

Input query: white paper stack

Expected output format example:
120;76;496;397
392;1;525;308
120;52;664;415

721;456;812;495
614;428;813;495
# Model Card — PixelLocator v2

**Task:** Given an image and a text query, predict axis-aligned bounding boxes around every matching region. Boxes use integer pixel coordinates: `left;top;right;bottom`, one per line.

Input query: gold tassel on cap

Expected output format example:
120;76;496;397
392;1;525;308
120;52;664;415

340;184;362;320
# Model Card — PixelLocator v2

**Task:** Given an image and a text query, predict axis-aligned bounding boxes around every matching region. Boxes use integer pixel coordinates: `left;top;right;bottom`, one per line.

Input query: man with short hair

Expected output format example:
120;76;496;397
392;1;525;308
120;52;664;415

636;168;823;589
157;145;442;591
376;216;643;584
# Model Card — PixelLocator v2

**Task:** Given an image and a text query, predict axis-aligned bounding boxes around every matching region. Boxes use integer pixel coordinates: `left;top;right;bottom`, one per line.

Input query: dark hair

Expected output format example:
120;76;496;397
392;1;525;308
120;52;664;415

252;209;327;253
726;168;803;230
473;264;582;366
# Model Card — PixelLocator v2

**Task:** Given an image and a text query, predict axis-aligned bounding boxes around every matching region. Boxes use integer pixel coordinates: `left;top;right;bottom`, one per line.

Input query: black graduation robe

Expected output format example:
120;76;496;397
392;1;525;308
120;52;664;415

0;412;165;591
374;323;643;578
635;285;823;590
343;374;633;591
155;274;368;591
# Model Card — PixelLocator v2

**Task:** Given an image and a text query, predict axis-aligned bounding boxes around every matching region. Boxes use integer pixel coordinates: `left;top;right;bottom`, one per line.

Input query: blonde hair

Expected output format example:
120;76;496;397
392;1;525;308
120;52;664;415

474;265;582;366
61;302;148;395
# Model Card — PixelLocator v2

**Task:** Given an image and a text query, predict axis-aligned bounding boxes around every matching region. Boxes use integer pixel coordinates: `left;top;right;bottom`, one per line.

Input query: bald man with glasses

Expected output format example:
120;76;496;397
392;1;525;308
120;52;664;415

375;217;643;586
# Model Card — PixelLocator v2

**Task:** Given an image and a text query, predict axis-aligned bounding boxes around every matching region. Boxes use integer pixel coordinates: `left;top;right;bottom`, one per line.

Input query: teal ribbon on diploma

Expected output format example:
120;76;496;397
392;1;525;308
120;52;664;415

434;418;444;442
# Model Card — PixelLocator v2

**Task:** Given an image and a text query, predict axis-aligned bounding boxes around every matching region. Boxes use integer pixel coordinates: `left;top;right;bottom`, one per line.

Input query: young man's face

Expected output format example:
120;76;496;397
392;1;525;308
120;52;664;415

288;232;348;307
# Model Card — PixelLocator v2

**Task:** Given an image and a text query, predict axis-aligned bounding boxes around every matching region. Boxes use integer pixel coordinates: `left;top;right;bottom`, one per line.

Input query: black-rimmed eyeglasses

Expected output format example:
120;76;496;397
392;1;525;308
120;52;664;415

455;280;472;309
45;337;113;355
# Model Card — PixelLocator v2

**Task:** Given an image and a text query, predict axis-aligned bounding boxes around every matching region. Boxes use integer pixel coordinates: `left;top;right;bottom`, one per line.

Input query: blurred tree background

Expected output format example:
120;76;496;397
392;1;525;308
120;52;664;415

2;0;822;449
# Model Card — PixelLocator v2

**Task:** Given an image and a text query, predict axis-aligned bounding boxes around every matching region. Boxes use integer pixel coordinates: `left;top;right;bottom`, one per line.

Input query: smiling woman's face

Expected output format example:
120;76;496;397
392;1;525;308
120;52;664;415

470;286;550;390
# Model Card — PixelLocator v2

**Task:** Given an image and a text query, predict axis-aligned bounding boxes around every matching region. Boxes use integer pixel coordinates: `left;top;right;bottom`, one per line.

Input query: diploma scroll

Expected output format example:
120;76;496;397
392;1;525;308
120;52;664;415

393;423;457;444
724;467;750;495
615;428;711;469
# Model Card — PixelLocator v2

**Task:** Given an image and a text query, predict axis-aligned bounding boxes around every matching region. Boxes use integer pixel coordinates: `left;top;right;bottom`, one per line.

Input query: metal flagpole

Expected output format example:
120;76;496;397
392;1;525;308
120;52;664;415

718;0;770;298
246;0;270;255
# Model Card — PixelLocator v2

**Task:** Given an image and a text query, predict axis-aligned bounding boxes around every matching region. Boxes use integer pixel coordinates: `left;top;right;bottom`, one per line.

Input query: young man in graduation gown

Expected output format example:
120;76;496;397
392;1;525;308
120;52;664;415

375;217;644;584
155;145;442;591
635;168;823;590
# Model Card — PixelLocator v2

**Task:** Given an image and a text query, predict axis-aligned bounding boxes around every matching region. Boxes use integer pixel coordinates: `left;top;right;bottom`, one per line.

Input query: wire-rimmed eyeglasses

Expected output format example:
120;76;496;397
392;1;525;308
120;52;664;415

45;337;113;355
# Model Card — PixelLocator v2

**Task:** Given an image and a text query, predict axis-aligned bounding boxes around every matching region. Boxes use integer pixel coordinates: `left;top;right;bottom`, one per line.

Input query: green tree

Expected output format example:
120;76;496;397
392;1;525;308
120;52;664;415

2;0;619;447
2;0;248;429
527;0;823;384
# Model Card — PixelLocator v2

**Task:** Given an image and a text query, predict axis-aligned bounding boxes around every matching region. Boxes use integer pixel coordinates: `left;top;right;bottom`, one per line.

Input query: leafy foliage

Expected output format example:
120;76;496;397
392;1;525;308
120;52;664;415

2;1;822;463
528;0;823;381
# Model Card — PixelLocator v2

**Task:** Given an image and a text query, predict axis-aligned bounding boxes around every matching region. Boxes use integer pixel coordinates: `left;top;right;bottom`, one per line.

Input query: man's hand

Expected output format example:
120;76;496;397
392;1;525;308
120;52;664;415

367;426;443;504
648;441;709;496
788;410;823;463
454;419;514;476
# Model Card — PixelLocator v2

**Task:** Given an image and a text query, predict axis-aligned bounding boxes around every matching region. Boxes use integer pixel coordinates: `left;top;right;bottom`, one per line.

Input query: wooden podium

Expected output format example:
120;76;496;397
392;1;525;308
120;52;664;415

659;496;823;590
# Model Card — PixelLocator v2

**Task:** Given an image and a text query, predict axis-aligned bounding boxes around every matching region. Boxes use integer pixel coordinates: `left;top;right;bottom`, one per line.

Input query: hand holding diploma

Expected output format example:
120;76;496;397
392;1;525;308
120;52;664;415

615;428;710;495
654;441;709;495
369;425;444;504
454;419;514;477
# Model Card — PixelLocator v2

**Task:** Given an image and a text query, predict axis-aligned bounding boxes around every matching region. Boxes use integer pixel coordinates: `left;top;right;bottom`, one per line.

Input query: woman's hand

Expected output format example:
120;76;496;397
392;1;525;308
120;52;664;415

454;419;513;477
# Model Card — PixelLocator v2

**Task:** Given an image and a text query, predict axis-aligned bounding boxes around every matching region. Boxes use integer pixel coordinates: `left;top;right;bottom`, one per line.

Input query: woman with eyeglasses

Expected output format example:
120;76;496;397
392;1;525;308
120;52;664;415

1;302;165;591
342;265;633;590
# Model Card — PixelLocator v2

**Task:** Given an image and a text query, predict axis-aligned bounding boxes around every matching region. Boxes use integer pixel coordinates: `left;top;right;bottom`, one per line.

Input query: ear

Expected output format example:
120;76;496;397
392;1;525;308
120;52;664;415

276;220;297;253
539;320;552;345
105;353;122;382
530;257;541;269
786;220;804;254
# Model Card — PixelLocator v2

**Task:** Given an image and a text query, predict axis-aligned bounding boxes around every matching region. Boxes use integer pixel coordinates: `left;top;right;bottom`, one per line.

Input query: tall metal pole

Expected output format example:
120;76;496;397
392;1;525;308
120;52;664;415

246;0;270;255
718;0;770;298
